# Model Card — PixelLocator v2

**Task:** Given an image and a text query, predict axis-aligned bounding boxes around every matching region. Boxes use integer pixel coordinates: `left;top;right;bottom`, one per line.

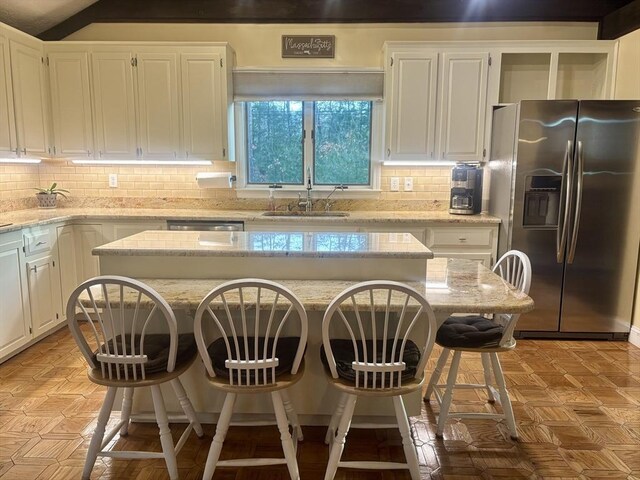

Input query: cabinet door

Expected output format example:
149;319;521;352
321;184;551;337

48;51;93;158
76;224;104;282
136;52;180;159
91;52;137;159
0;36;17;156
57;225;78;314
0;240;31;360
9;39;49;157
437;52;489;161
386;51;438;161
26;255;60;337
181;52;224;160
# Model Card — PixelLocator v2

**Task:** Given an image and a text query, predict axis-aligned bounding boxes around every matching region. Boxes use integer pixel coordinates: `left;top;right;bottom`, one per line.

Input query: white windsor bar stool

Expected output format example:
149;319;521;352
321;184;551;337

321;280;437;480
193;278;308;480
66;275;203;480
424;250;532;440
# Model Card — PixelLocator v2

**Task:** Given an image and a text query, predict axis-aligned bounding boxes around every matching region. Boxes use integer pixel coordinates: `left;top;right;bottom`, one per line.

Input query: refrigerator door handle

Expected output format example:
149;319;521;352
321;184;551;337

567;140;584;264
556;140;573;263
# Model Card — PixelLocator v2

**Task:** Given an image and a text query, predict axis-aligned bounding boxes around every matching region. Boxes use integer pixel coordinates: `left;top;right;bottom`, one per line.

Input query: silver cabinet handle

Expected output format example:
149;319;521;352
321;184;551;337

458;237;467;242
556;140;573;263
567;140;584;264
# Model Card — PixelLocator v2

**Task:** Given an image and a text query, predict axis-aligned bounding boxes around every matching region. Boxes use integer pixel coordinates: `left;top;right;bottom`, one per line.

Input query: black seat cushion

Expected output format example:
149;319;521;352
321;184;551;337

207;336;301;382
93;333;198;374
436;315;503;349
320;339;421;384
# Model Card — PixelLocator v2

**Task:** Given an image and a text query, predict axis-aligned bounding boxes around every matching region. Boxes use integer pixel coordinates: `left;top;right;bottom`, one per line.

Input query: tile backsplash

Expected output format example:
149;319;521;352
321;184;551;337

0;160;451;212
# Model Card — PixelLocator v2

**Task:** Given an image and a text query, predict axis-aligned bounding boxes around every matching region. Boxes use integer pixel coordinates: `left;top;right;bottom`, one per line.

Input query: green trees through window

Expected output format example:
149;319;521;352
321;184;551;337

246;101;372;186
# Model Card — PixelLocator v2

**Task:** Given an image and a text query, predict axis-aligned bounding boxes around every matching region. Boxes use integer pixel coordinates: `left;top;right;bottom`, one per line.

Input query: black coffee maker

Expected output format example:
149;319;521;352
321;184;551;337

449;163;483;215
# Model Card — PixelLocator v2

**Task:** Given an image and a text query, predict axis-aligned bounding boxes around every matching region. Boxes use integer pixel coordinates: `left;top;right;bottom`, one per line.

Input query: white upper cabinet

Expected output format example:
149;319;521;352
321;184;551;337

48;50;94;158
384;46;489;164
437;52;489;161
91;51;138;159
9;38;49;157
0;35;17;156
136;52;180;159
181;52;224;161
385;51;438;161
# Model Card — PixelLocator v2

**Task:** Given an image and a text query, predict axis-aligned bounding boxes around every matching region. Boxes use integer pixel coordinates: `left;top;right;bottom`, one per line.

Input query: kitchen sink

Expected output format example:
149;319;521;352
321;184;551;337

262;211;349;217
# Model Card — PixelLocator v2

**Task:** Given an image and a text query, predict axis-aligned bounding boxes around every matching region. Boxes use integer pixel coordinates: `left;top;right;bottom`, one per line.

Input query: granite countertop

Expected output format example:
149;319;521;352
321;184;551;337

93;230;434;259
78;258;533;314
0;207;500;234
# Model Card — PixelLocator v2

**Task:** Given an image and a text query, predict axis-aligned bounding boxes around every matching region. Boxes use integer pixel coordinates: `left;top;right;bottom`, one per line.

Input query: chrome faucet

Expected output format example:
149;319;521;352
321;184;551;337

298;167;313;212
324;184;348;212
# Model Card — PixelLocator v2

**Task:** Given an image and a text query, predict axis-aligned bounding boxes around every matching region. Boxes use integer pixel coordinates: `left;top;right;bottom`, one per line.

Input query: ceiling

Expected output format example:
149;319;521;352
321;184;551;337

0;0;98;36
0;0;637;40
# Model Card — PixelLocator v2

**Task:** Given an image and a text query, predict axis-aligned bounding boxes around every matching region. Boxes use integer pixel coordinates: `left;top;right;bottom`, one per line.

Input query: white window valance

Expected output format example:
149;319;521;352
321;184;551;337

232;67;384;101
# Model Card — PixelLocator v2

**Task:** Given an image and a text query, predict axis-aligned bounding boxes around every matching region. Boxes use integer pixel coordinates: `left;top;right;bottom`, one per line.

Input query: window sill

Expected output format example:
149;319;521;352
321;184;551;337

236;188;381;200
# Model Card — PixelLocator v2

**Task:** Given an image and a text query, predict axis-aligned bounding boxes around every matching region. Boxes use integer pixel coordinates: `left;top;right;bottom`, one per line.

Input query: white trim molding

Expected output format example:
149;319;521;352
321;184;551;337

629;325;640;348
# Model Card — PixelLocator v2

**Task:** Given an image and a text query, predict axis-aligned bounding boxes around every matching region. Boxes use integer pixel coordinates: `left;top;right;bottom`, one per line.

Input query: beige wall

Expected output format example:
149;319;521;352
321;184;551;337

66;22;598;67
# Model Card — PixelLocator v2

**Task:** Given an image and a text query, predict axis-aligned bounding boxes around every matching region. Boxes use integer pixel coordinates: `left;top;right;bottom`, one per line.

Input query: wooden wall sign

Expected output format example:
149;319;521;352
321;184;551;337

282;35;335;58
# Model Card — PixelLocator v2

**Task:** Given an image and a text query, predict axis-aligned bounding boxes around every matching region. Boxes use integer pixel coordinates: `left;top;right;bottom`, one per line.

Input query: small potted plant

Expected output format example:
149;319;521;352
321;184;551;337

34;183;69;209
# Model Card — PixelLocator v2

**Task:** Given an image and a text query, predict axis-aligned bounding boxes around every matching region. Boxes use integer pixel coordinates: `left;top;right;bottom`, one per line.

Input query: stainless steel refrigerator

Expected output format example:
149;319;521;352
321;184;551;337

489;100;640;339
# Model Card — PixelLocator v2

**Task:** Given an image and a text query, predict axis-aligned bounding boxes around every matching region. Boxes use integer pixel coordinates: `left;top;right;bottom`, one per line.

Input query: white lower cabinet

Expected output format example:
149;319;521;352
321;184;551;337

56;225;79;314
0;236;31;360
76;224;105;282
26;254;62;337
425;224;498;266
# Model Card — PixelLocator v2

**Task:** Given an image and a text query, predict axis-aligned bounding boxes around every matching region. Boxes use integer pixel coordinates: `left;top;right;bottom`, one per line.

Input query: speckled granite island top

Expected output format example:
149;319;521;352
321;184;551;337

93;230;434;259
81;258;533;315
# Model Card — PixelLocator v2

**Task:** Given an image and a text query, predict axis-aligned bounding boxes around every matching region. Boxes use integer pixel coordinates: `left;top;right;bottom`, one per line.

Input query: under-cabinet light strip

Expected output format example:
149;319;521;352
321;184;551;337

72;159;213;166
0;158;42;164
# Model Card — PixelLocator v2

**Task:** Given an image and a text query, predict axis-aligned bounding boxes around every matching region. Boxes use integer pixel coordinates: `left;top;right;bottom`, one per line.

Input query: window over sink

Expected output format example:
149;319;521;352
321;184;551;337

246;100;372;186
236;99;381;195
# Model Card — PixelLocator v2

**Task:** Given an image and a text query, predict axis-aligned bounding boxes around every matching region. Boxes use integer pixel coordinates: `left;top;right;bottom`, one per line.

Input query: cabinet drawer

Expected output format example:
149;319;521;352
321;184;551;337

425;226;493;248
24;231;51;256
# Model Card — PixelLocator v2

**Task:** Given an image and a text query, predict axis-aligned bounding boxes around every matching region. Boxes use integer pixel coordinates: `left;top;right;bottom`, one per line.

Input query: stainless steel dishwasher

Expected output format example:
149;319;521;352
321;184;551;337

166;220;244;231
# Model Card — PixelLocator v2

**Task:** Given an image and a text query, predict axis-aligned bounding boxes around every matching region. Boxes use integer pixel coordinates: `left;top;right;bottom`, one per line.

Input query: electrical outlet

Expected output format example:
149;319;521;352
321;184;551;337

403;177;413;191
108;173;118;188
390;177;400;192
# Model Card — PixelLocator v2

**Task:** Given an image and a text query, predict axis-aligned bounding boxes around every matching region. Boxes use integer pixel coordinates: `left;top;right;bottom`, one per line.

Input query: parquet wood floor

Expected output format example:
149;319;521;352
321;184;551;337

2;327;640;479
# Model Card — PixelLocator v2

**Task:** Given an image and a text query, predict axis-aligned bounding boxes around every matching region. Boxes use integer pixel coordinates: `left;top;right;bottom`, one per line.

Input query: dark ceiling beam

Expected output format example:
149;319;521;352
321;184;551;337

39;0;631;41
599;0;640;38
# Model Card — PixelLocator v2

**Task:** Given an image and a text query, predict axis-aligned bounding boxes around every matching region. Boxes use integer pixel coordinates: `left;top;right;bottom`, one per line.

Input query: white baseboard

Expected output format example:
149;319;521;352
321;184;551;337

629;325;640;348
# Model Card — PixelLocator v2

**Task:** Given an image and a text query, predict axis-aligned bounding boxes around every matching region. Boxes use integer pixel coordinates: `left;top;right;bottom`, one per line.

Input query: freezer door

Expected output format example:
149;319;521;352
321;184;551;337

560;101;640;334
511;100;579;332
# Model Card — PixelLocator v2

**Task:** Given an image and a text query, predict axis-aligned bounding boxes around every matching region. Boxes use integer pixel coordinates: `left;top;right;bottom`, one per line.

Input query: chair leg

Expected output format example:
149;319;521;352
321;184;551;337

203;392;236;480
272;391;301;480
325;392;347;445
83;386;117;480
481;353;496;403
424;348;450;401
490;352;518;440
393;395;420;480
281;389;303;442
170;378;204;437
436;350;462;438
150;385;178;480
324;394;357;480
119;387;134;436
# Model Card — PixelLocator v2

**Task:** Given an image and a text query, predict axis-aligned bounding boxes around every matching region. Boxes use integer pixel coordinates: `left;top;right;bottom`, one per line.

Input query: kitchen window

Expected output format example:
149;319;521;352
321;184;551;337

236;99;381;193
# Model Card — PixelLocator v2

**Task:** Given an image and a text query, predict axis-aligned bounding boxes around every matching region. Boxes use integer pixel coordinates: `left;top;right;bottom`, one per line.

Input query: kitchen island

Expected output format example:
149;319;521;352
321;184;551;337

90;230;533;424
